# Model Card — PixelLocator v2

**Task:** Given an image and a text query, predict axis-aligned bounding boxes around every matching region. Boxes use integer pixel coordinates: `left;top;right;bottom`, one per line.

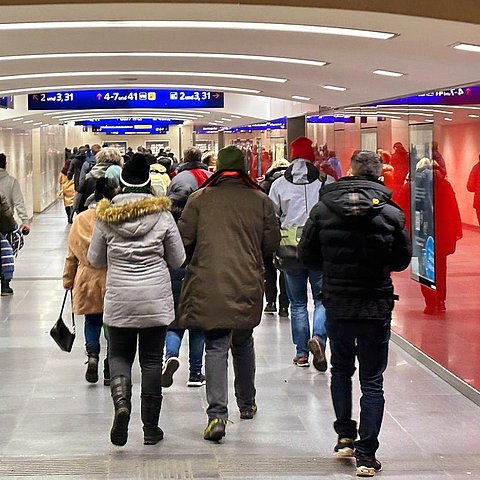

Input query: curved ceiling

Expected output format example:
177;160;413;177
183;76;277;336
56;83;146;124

1;2;480;128
2;0;480;25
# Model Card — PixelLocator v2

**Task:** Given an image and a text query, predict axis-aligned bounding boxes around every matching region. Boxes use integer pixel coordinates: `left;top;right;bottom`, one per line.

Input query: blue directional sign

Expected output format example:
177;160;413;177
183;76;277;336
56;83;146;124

76;118;179;128
373;85;480;106
95;127;169;135
0;96;14;109
28;89;224;110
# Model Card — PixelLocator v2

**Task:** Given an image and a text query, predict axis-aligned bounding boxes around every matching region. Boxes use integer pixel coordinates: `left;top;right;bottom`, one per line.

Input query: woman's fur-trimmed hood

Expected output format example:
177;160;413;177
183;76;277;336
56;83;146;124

96;195;171;224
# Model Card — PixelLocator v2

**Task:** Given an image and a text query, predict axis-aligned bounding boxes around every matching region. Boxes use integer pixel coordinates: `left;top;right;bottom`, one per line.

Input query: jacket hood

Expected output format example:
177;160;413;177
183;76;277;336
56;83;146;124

284;159;320;185
88;163;111;179
96;194;171;238
265;166;288;181
321;177;392;219
150;163;168;174
178;161;208;173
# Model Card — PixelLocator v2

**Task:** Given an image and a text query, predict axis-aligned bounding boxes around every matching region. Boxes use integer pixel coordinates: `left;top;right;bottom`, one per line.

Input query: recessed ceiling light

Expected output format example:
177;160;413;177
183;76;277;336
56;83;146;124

0;84;262;96
444;117;453;121
323;85;347;91
292;95;312;101
0;21;397;40
0;71;286;84
11;117;23;121
230;115;242;119
23;120;33;123
453;43;480;53
221;118;232;121
32;122;42;125
425;119;434;122
373;69;405;77
468;114;480;118
0;52;329;68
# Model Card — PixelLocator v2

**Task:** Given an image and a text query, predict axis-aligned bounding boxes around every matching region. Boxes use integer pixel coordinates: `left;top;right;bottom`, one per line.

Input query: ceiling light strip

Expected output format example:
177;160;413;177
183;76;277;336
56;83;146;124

323;85;348;91
0;52;328;67
0;21;397;39
0;71;286;84
0;83;262;96
453;43;480;53
373;69;404;77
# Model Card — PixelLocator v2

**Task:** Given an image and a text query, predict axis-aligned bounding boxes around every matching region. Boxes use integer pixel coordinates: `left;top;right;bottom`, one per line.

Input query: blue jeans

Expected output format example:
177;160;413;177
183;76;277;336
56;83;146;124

326;314;391;457
284;269;326;356
84;312;103;357
165;328;205;375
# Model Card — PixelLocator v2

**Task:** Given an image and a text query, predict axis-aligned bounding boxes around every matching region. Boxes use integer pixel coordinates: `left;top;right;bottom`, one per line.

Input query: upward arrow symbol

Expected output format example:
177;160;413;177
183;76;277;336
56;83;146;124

97;93;103;100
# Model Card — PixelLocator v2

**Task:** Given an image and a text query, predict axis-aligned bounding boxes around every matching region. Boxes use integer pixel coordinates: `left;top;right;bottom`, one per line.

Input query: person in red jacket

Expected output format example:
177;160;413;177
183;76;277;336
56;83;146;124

421;163;463;314
467;154;480;226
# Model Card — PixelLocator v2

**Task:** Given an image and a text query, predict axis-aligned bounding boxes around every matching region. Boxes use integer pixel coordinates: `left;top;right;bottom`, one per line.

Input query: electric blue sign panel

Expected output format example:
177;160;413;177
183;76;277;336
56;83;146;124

0;96;14;109
28;89;224;110
97;127;169;135
76;118;178;128
374;86;480;106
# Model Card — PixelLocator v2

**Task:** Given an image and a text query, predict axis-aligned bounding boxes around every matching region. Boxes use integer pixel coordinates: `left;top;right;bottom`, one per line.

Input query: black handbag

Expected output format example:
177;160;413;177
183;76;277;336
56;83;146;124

50;290;76;352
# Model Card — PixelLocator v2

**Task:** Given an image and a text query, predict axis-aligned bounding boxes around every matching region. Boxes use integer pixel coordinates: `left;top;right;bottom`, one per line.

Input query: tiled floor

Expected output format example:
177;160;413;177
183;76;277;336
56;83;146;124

1;203;480;479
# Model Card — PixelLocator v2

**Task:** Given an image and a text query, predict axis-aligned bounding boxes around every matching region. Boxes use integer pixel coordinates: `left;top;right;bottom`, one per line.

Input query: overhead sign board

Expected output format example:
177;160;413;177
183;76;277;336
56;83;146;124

0;96;14;109
76;118;177;128
373;86;480;106
93;126;169;135
28;89;224;110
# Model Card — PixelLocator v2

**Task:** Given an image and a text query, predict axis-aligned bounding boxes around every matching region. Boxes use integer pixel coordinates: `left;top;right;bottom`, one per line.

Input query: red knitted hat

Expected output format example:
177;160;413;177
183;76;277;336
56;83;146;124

290;136;315;162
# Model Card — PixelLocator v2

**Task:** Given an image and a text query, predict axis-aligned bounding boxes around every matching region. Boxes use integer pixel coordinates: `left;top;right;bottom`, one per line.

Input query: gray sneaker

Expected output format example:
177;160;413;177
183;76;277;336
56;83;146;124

308;337;327;372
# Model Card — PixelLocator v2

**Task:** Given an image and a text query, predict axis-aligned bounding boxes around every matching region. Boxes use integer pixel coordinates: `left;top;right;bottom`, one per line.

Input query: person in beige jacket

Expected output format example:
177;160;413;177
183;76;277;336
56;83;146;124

59;158;75;224
63;178;117;385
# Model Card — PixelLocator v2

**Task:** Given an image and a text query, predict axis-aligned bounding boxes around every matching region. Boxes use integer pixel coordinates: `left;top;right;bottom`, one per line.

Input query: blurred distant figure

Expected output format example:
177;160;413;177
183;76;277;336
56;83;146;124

59;157;75;224
379;151;394;191
327;150;342;179
421;163;462;315
467;154;480;226
390;142;409;193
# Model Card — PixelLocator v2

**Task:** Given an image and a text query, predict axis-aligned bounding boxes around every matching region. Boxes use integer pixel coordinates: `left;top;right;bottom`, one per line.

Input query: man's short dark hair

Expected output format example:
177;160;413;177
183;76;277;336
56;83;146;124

350;151;382;178
183;147;202;164
0;153;6;169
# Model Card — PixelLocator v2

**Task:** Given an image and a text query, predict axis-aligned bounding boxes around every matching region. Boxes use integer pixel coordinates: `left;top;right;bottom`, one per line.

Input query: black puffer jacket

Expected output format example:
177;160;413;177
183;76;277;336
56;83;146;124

298;176;411;318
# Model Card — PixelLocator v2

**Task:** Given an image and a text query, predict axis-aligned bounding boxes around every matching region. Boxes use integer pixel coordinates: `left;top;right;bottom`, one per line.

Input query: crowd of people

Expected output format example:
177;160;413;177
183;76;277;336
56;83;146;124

52;136;416;478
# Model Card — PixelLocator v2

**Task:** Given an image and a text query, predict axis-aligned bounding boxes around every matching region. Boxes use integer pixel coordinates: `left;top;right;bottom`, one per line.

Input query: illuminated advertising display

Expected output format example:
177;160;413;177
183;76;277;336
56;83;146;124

28;89;224;110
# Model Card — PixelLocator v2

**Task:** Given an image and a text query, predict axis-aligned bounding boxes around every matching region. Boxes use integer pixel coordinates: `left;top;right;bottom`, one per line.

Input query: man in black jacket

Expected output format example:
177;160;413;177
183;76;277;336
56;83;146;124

298;151;411;478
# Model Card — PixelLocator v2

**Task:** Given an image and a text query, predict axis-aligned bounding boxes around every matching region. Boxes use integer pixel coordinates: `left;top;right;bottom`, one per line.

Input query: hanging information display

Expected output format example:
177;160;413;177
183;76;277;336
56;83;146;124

374;85;480;106
28;89;224;110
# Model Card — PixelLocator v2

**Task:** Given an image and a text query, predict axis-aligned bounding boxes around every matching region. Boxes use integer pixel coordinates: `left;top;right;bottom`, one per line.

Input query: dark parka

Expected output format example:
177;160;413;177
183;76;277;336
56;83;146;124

178;175;281;330
298;176;412;320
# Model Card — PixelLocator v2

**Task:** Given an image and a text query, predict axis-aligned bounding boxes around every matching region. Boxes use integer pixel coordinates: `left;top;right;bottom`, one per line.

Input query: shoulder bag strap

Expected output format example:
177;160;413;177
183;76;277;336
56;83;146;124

69;290;76;331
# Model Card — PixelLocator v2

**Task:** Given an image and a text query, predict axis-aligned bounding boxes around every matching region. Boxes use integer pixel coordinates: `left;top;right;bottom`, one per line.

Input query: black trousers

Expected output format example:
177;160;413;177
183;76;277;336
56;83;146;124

108;326;166;396
264;255;289;308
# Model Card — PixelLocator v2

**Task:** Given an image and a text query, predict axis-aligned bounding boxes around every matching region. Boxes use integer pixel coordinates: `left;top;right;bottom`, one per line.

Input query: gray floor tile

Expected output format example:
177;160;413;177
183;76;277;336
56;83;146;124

1;202;480;478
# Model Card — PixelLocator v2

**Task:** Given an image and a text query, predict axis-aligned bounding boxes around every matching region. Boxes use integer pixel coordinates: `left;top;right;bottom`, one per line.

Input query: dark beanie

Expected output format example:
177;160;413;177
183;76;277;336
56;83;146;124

120;153;150;187
216;145;245;171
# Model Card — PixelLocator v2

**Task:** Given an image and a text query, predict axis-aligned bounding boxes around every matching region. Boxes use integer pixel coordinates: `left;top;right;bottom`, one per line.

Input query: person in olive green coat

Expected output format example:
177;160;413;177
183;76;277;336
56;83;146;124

178;145;280;441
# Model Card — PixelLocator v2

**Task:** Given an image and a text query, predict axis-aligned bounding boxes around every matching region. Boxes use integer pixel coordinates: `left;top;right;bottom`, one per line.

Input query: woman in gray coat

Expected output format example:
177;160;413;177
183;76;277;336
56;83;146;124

88;153;185;447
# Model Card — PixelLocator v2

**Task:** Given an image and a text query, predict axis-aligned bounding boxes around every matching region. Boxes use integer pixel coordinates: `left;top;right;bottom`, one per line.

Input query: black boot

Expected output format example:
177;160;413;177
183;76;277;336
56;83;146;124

141;394;164;445
103;358;110;386
65;206;73;224
110;376;132;446
1;280;13;296
85;352;99;383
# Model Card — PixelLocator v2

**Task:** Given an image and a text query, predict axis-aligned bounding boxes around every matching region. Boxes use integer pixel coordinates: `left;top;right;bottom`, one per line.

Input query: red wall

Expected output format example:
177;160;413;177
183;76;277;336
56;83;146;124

437;122;480;226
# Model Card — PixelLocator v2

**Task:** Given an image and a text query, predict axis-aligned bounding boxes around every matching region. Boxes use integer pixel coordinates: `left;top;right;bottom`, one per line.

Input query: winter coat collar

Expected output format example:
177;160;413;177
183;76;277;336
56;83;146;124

96;195;171;224
202;170;263;191
178;161;208;173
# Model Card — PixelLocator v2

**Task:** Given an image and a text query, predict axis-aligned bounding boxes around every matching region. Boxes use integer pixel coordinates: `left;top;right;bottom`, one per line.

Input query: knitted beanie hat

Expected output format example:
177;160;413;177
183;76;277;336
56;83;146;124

216;145;246;172
120;153;150;187
290;137;315;162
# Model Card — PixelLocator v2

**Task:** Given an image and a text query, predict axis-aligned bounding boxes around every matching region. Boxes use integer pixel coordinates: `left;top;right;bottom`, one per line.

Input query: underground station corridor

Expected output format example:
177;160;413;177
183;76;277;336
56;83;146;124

1;1;480;478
